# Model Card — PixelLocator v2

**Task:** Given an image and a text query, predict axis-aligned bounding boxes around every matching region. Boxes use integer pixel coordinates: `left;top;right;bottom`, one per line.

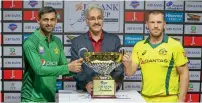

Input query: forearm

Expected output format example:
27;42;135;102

124;64;137;76
179;70;189;101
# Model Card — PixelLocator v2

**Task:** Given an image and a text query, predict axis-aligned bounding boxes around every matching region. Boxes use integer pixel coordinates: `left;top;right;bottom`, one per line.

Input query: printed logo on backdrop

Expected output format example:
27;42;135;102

125;12;144;22
3;46;22;56
4;82;22;91
53;23;63;33
170;36;182;44
56;81;63;91
125;24;143;33
125;1;144;10
185;1;202;11
123;82;141;91
184;25;202;34
145;1;164;10
64;35;79;45
124;70;141;80
165;12;184;22
124;35;143;46
3;35;22;44
188;83;200;92
188;60;201;69
23;11;38;21
189;71;200;80
144;24;150;34
4;93;21;102
185;13;202;23
23;23;39;32
64;47;71;56
3;1;22;8
185;94;200;102
64;1;123;32
184;48;201;58
23;0;42;8
3;11;22;20
4;23;22;32
56;10;64;22
165;24;183;34
184;36;202;46
63;82;76;90
165;1;184;11
44;1;63;8
3;70;22;80
3;58;22;68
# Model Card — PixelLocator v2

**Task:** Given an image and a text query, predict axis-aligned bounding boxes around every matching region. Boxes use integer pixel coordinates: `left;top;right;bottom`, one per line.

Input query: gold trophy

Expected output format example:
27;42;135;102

79;48;124;98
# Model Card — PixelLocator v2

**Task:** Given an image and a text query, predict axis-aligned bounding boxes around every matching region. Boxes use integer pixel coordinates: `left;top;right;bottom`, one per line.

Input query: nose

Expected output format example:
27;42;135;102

95;19;99;23
154;22;158;28
48;20;51;25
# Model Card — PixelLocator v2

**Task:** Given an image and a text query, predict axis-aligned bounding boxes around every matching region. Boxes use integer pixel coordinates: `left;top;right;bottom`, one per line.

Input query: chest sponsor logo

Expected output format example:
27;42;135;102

41;59;58;66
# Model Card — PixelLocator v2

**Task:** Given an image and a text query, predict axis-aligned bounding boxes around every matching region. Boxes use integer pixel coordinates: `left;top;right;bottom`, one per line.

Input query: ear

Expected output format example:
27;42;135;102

163;21;166;29
146;21;149;29
86;19;89;26
37;18;40;25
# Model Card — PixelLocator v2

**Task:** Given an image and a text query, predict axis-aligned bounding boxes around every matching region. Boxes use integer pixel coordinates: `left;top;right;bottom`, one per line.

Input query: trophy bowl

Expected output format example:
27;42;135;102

79;48;124;99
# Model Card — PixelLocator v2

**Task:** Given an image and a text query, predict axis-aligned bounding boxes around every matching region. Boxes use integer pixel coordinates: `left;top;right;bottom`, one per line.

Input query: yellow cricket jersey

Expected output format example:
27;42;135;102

132;34;188;96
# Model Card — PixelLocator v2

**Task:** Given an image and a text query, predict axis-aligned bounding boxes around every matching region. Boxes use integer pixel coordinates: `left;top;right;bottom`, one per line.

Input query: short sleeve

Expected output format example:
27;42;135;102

174;43;188;67
131;43;140;65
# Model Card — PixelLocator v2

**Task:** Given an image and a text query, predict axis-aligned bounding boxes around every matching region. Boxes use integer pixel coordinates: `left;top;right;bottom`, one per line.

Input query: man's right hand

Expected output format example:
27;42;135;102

68;58;83;73
86;82;93;93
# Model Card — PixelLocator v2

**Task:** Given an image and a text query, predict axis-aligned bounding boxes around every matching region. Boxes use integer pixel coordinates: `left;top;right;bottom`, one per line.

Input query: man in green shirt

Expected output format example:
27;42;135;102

21;6;83;102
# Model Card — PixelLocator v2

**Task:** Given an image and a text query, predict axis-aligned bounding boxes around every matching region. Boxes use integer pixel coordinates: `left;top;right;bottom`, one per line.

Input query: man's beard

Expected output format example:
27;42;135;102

150;30;163;38
41;26;53;34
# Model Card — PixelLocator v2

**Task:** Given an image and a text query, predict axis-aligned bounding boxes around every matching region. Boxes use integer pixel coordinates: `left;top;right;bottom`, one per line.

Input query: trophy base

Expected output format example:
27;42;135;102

91;94;116;99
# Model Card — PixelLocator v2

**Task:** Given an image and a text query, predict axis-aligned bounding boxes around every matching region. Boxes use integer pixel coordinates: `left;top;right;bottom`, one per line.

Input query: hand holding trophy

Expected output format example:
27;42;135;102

79;47;124;98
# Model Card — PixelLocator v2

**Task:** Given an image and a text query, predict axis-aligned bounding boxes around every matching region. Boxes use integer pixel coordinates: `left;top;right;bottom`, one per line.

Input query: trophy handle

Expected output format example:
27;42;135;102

119;47;125;55
78;47;88;59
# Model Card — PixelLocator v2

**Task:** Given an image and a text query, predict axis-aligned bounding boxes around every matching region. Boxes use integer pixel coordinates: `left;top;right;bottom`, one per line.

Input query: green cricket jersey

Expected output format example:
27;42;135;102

21;29;72;102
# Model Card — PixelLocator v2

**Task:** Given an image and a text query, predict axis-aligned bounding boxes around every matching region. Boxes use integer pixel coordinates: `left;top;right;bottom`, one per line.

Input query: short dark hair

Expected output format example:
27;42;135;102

145;10;164;21
38;6;57;19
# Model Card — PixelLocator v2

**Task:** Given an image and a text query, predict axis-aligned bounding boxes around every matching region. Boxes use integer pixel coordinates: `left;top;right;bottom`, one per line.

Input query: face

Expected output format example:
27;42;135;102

37;12;57;34
86;8;104;33
146;13;165;38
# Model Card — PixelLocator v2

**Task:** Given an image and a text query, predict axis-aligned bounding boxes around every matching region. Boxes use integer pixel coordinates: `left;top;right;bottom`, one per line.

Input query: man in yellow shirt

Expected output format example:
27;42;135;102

122;10;189;102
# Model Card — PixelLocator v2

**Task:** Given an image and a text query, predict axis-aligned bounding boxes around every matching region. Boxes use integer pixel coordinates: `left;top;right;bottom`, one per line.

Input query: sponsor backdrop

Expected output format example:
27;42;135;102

1;0;202;102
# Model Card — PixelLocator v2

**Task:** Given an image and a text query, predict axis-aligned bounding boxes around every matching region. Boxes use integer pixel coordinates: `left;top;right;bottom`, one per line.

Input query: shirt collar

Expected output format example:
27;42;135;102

34;28;54;41
88;30;104;42
144;33;168;44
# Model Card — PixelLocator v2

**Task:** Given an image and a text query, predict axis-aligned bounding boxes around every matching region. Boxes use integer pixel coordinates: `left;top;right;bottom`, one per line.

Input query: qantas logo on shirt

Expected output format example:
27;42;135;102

140;58;168;64
41;59;57;66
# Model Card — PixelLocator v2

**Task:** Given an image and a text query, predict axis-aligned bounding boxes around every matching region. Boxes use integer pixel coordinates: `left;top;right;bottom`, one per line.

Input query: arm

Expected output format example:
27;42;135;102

123;43;139;76
177;64;189;102
174;43;189;102
58;41;75;77
23;41;69;76
70;40;96;90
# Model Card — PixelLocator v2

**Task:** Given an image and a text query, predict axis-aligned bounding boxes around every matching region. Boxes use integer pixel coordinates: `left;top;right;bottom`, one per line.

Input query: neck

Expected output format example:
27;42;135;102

39;28;51;42
89;30;102;42
149;33;163;44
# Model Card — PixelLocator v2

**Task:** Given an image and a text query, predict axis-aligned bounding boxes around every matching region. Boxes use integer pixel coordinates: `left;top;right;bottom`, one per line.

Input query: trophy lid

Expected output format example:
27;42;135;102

84;52;123;63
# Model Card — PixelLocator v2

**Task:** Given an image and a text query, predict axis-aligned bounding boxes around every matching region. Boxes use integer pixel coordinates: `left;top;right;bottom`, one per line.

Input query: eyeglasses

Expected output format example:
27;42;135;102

87;17;103;22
